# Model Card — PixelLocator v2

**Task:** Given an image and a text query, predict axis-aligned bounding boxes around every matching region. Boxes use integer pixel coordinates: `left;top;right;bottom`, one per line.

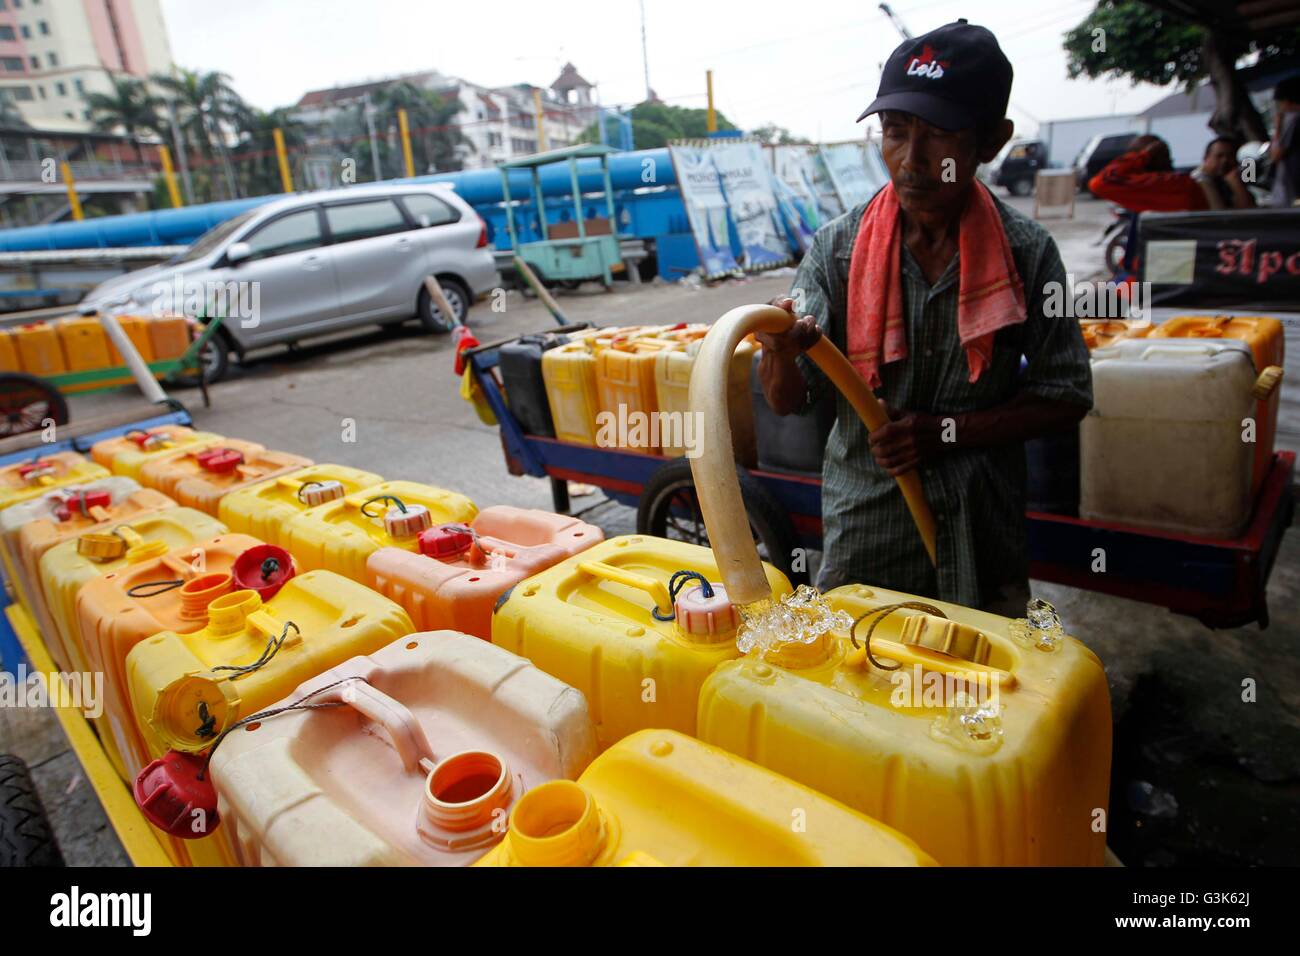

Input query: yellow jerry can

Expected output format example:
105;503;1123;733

90;426;224;480
124;570;414;866
696;583;1113;866
37;507;226;677
217;463;385;546
280;480;477;582
0;453;111;512
476;729;935;867
491;534;791;749
541;340;602;445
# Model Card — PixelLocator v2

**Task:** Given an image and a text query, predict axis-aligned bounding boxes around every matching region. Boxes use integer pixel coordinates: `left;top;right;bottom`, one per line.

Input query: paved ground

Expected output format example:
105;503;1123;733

3;194;1298;866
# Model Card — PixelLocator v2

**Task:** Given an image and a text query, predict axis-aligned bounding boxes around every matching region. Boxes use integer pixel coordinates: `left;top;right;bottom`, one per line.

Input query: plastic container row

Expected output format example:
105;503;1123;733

0;316;193;391
1;423;1111;868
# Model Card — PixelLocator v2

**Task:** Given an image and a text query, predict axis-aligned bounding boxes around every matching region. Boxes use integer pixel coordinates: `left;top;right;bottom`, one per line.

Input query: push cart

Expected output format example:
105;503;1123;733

464;323;1294;630
0;313;226;438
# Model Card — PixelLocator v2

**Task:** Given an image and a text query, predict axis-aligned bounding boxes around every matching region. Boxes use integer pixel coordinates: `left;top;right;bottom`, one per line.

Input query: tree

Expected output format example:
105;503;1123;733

579;101;738;149
371;82;469;175
232;107;306;196
84;76;163;141
152;68;249;200
1063;0;1300;142
750;124;812;146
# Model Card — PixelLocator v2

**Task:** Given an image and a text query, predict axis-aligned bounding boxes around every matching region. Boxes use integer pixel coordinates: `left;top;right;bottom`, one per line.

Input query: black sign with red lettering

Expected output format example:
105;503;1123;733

1139;208;1300;311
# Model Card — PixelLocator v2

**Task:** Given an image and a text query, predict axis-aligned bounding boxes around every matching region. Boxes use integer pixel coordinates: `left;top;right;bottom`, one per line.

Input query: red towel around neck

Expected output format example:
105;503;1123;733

846;182;1027;388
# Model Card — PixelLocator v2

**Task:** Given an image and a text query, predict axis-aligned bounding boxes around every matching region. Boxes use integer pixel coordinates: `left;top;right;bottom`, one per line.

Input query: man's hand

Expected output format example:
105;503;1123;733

868;402;947;476
755;296;821;356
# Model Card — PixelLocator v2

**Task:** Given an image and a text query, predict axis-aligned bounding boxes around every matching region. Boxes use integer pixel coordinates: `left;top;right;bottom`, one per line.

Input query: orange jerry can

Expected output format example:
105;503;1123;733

13;485;176;672
0;329;19;372
141;444;314;517
367;505;604;640
148;316;193;361
13;323;67;376
90;426;223;479
75;532;280;780
1078;320;1150;350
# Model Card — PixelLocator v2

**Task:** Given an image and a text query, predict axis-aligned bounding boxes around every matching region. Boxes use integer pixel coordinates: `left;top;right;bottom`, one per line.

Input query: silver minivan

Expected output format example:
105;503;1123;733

82;184;499;381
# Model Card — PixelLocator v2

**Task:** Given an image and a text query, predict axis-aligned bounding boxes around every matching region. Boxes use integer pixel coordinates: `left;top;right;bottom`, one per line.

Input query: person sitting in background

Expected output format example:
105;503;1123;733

1269;77;1300;208
1090;134;1252;212
1194;136;1256;210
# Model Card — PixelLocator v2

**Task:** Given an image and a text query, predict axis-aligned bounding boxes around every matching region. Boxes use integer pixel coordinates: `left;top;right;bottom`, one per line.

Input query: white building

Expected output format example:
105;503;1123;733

293;63;600;172
0;0;174;132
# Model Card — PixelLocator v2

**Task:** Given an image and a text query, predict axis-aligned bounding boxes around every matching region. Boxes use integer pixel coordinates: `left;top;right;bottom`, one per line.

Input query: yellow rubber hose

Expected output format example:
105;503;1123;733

688;304;939;606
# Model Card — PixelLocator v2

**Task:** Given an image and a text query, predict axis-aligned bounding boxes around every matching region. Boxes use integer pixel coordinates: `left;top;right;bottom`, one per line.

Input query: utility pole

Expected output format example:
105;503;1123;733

363;93;382;182
640;0;651;101
166;99;195;205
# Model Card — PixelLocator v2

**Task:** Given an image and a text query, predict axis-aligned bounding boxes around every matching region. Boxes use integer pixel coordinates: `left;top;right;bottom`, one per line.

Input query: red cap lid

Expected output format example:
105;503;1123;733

231;544;296;599
56;488;112;521
134;751;220;839
197;448;244;474
418;524;474;559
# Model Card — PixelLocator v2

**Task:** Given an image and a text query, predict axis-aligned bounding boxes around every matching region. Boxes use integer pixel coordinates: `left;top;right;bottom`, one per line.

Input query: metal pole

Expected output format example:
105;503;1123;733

158;144;183;207
640;0;651;100
532;89;548;152
167;100;195;205
364;93;382;182
273;128;294;193
398;108;415;177
61;161;84;220
706;70;716;133
99;312;168;404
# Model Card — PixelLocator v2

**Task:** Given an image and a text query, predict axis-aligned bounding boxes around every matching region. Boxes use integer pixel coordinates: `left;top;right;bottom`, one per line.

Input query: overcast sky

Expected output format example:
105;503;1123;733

159;0;1172;140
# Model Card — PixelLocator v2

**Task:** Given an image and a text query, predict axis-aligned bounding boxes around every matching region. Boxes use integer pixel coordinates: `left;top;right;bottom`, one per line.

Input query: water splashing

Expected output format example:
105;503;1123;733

736;585;854;657
1008;598;1064;652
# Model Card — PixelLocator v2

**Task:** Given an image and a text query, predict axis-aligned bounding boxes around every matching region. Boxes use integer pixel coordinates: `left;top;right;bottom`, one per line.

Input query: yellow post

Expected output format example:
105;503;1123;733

398;108;415;177
157;144;183;208
706;70;716;133
60;161;84;221
272;127;294;193
532;88;548;152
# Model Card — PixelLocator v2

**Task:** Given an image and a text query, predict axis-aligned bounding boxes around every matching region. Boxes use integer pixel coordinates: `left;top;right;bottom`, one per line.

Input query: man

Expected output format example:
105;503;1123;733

757;20;1092;615
1089;134;1253;212
1269;77;1300;208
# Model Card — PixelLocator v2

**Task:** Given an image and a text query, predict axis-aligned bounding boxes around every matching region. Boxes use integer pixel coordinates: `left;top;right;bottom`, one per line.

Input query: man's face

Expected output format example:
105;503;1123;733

1205;141;1237;177
879;111;982;216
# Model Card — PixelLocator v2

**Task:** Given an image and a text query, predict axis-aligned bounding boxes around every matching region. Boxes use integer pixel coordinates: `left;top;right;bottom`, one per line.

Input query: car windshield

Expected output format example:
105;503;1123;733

170;210;258;264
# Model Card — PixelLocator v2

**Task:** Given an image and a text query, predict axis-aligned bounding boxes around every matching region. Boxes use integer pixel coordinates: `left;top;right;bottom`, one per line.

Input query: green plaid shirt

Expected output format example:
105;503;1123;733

791;189;1092;608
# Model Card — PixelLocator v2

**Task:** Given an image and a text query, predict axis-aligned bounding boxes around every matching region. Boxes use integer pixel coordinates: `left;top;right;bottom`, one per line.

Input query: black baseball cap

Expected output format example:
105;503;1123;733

857;19;1012;131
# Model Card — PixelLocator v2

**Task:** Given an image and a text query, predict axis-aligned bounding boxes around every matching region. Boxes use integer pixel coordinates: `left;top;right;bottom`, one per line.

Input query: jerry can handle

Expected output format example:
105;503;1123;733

576;560;673;619
1253;365;1284;400
325;679;435;773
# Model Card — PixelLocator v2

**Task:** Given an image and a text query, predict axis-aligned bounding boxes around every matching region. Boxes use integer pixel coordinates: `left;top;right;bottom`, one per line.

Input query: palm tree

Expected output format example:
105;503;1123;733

151;68;249;200
83;77;162;141
372;82;469;176
232;107;306;196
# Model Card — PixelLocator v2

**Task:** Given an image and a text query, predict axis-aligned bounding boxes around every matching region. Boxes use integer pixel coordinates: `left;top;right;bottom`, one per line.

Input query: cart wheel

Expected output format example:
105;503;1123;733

0;754;64;867
0;373;68;438
637;457;803;583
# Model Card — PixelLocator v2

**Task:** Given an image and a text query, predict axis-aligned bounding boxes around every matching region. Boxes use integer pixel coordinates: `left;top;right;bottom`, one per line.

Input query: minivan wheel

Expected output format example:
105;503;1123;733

1010;177;1034;197
197;331;231;383
418;278;469;334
